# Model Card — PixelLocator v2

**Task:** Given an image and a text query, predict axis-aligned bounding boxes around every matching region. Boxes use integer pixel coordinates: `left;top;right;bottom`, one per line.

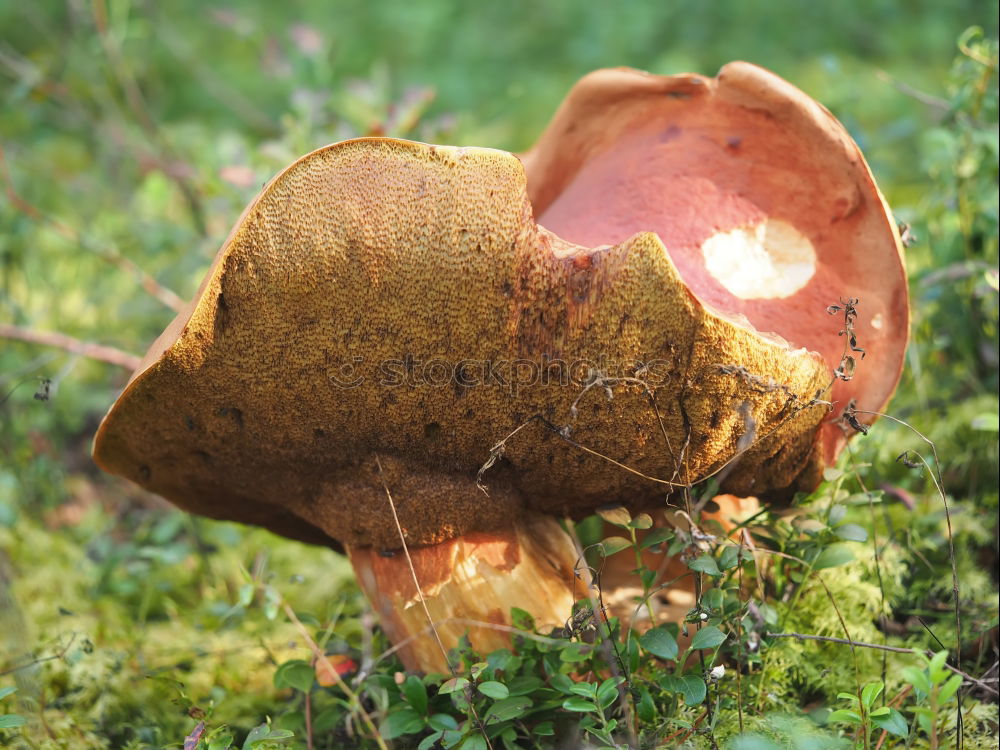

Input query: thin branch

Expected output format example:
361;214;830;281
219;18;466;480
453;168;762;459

373;455;494;750
1;324;141;370
855;411;963;677
874;70;950;112
373;455;453;672
90;0;207;235
279;600;387;750
764;632;998;697
563;519;639;750
0;143;185;312
0;633;78;677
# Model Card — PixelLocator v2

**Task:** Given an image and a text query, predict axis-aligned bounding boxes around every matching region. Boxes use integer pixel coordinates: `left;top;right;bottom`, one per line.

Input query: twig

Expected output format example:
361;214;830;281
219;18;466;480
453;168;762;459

563;519;639;750
0;143;185;312
279;600;387;750
304;690;314;750
874;70;950;112
764;633;998;697
478;413;687;492
855;410;964;711
0;633;78;677
373;455;494;750
844;439;891;697
90;0;207;235
373;456;453;671
0;324;141;370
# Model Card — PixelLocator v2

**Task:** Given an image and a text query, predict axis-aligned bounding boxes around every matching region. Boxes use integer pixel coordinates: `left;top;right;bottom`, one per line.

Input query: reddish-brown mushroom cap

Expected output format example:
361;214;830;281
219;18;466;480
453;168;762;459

92;63;907;672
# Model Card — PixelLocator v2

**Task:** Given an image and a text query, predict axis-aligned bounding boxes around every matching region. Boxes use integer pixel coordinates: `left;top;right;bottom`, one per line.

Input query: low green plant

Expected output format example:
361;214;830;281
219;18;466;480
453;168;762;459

0;686;26;732
827;681;908;748
900;651;966;748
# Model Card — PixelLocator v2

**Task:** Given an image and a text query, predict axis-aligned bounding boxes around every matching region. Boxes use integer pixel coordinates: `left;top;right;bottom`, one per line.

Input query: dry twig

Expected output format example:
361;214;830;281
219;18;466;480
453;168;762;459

0;324;141;370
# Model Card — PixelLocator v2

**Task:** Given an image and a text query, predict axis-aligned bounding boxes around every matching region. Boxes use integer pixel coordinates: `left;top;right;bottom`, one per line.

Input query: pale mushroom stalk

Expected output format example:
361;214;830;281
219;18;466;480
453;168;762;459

348;515;582;673
94;63;907;674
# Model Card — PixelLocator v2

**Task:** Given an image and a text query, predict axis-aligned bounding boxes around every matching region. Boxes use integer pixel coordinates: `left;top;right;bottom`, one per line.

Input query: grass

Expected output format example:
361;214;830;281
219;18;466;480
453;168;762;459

1;2;998;748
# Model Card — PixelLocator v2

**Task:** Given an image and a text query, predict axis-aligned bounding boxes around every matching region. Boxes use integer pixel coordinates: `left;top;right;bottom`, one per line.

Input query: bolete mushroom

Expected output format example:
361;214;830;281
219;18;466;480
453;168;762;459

94;62;907;673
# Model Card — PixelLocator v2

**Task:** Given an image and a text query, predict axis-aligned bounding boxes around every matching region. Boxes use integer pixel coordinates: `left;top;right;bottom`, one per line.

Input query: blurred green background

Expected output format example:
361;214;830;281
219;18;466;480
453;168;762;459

0;1;997;748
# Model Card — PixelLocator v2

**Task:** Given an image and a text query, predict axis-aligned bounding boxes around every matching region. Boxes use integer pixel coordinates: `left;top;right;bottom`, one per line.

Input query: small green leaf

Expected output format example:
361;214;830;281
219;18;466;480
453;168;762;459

561;696;597;712
485;696;531;722
596;506;632;527
702;588;724;611
636;686;655;723
660;675;706;705
459;735;488;750
568;683;596;699
690;625;727;650
534;721;555;736
262;586;282;621
599;536;632;556
835;523;868;542
0;687;17;701
237;583;255;607
438;676;470;694
718;545;739;570
629;513;653;530
639;626;679;660
243;724;294;748
639;527;674;550
860;681;884;710
812;543;855;569
477;681;509;699
928;650;949;683
559;642;591;663
0;714;27;729
826;709;862;725
837;692;860;703
900;666;931;696
596;677;622;709
548;673;575;695
273;659;315;693
510;608;535;631
402;675;429;715
428;714;459;731
688;555;721;576
639;567;656;590
871;707;908;737
418;731;444;750
939;673;962;703
207;729;235;750
380;708;425;739
505;676;542;696
828;504;847;526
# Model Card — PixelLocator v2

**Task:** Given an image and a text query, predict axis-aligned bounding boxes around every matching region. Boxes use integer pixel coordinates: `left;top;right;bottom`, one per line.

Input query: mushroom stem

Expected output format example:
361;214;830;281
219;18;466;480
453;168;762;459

348;514;584;673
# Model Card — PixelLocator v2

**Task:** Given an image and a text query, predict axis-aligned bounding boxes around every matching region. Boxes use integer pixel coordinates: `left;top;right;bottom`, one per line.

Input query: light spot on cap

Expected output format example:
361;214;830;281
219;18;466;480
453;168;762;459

702;219;816;299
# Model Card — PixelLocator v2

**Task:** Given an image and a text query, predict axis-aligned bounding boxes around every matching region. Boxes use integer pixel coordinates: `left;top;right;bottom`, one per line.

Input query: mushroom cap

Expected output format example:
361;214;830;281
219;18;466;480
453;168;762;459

94;135;832;550
521;63;909;462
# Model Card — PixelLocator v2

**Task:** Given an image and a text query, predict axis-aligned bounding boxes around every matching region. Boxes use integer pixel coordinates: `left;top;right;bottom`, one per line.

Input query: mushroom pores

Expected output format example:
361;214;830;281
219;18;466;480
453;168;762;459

93;63;907;672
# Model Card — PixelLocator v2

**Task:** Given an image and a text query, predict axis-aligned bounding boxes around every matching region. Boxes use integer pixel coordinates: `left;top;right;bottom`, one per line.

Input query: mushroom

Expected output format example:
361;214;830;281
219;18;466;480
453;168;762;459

93;63;907;673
